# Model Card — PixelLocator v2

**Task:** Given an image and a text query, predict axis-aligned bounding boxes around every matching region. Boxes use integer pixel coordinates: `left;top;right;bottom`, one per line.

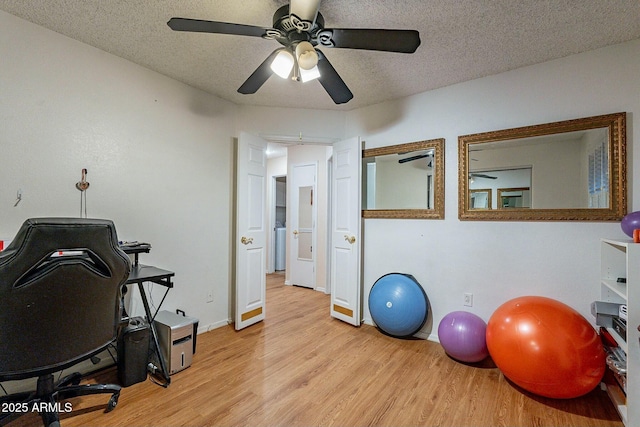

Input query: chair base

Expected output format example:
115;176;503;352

0;372;120;427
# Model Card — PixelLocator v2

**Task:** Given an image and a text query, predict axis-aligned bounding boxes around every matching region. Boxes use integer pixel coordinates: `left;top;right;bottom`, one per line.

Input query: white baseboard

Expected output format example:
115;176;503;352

198;320;229;334
362;318;438;342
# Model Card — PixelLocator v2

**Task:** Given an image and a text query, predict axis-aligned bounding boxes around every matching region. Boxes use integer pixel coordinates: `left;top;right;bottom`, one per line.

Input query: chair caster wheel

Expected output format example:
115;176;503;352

106;394;119;412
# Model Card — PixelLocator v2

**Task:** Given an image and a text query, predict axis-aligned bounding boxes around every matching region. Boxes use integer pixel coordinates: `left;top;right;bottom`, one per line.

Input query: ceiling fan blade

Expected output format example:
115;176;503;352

318;29;420;53
470;173;498;179
167;17;269;38
316;50;353;105
237;50;279;95
289;0;321;30
398;154;431;164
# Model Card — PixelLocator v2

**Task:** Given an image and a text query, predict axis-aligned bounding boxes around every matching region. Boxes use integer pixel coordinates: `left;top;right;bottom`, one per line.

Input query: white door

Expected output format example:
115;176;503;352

235;132;267;330
330;137;362;326
289;162;317;288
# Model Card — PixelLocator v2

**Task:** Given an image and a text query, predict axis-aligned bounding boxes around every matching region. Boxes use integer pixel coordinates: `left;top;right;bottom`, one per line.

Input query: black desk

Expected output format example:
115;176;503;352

127;264;174;289
121;245;174;386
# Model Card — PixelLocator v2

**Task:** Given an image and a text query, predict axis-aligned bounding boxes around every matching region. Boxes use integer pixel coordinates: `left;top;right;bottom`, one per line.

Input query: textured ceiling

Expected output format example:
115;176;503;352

1;0;639;111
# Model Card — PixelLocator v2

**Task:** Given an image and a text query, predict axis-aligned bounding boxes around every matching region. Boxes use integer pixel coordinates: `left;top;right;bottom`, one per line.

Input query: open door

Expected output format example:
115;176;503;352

289;162;317;289
330;137;362;326
235;132;267;330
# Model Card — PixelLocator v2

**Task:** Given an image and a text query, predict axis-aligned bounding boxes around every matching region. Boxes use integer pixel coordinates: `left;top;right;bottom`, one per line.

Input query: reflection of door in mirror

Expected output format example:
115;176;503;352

498;187;531;209
469;189;491;209
588;139;609;208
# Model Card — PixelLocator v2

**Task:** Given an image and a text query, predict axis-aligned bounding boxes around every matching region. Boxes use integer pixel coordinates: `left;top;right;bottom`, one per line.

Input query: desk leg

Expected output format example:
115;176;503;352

138;283;171;386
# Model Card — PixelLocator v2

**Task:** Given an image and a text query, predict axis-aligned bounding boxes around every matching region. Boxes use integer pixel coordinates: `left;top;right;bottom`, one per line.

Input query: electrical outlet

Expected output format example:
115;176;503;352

206;290;214;303
464;293;473;307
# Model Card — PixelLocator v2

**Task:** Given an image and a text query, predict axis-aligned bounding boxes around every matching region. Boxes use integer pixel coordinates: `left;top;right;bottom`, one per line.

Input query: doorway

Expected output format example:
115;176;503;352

236;134;361;331
267;145;332;292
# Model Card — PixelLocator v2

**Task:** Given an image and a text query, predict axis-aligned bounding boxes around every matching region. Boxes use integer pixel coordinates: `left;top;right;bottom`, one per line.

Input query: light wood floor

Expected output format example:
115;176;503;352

8;273;623;426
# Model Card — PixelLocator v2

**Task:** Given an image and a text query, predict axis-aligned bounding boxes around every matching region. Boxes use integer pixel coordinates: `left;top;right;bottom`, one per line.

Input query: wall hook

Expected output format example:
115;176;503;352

14;189;22;207
76;168;90;191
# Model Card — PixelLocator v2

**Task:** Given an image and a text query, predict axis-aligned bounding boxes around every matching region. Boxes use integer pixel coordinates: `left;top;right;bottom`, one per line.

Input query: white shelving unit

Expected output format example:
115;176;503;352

600;238;640;426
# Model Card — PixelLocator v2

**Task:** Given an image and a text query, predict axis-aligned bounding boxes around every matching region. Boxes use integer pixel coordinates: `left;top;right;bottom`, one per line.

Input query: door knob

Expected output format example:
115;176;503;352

293;230;299;235
241;236;253;245
344;235;356;244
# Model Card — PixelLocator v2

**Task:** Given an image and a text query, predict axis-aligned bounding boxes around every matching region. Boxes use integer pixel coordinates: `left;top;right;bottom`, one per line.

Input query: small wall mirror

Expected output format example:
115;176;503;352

459;112;626;221
469;189;492;210
363;138;445;219
498;187;531;209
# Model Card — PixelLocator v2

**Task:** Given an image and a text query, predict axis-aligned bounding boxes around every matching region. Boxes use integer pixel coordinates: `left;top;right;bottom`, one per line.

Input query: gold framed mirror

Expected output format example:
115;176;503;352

363;138;445;219
459;112;626;221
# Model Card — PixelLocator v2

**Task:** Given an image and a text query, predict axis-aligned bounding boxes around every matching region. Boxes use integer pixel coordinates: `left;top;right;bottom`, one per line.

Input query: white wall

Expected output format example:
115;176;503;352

0;10;237;333
236;105;346;142
345;39;640;340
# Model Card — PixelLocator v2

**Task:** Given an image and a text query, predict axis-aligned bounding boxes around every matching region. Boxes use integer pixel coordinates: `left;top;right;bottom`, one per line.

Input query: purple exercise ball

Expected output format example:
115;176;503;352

621;211;640;238
438;311;489;363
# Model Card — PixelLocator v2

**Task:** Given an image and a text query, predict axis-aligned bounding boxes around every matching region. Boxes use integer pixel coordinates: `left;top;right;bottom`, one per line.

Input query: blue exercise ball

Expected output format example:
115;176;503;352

369;273;428;337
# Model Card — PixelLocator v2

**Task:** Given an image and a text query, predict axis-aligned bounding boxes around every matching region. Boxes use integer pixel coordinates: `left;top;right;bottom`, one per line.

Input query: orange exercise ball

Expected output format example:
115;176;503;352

486;296;605;399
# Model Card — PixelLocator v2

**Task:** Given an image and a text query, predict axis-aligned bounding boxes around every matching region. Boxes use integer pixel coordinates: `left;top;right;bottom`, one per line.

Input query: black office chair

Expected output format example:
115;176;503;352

0;218;131;427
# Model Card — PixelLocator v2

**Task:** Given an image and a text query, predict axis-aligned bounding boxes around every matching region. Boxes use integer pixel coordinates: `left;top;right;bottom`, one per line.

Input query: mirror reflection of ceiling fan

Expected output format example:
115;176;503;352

167;0;421;104
398;153;432;164
469;173;497;179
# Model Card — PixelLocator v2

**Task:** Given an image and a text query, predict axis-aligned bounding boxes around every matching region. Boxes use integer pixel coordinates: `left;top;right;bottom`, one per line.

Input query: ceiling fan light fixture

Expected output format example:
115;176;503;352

300;65;320;82
168;3;420;104
270;49;294;79
295;41;318;70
